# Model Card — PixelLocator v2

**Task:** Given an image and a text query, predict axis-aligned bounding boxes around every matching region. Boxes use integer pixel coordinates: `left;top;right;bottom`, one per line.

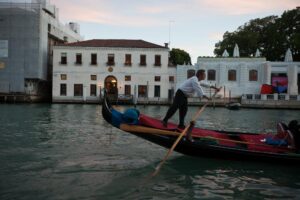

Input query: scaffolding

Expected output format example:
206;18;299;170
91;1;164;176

0;0;82;99
0;0;43;94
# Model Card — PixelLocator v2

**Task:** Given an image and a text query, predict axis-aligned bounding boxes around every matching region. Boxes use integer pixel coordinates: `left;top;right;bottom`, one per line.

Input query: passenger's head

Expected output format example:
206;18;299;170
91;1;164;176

288;120;298;130
196;70;206;81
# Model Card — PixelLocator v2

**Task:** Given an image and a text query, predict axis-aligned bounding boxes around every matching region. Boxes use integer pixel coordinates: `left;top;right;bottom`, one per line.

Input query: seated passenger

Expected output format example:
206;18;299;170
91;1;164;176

288;120;300;150
263;122;295;149
275;122;289;140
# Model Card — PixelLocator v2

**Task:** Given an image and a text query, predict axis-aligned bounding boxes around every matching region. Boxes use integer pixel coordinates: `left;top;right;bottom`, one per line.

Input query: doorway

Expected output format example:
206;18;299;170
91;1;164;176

104;76;118;100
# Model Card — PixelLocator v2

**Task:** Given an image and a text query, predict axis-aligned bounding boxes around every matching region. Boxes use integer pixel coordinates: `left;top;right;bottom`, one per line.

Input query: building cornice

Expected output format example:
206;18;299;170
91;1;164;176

53;46;169;52
197;57;267;62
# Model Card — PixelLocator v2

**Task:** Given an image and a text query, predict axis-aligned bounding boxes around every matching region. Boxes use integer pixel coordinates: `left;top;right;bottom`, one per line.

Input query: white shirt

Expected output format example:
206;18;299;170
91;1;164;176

178;76;211;97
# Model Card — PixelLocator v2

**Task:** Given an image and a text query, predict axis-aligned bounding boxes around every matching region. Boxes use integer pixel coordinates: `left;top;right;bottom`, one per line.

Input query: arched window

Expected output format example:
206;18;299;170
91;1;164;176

228;70;236;81
249;70;258;81
207;70;216;81
187;69;196;79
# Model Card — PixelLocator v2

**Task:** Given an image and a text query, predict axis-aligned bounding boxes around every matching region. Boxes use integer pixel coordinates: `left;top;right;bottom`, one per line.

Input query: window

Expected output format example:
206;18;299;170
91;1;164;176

138;85;147;97
187;69;195;79
90;84;97;96
91;54;97;65
228;70;236;81
91;75;97;81
60;84;66;96
249;70;258;81
155;76;161;82
125;85;131;95
74;84;83;96
125;54;132;66
169;76;175;82
75;53;82;65
208;70;216;81
60;53;67;64
154;55;161;66
125;75;131;81
140;55;146;66
154;85;160;97
60;74;67;80
107;54;115;66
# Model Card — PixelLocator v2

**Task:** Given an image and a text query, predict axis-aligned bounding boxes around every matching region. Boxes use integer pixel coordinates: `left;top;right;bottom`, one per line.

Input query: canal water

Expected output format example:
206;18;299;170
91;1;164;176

0;104;299;199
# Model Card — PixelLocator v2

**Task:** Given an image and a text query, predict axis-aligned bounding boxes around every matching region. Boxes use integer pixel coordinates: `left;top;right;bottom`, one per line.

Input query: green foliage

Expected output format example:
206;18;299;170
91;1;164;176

169;48;192;65
214;8;300;61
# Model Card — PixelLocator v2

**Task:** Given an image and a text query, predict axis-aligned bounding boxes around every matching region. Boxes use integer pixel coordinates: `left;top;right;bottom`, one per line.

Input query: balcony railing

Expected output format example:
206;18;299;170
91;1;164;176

106;62;115;66
242;94;300;101
59;61;67;65
90;62;97;66
74;62;82;65
124;62;132;66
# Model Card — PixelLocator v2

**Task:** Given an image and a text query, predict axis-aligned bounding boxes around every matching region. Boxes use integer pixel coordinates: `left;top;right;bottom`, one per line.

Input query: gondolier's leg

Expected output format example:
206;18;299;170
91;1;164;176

178;95;188;129
162;90;183;127
163;90;186;128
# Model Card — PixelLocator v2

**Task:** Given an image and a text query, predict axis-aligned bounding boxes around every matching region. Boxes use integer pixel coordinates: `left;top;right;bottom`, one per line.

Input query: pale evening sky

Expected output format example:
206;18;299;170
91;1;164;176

51;0;299;63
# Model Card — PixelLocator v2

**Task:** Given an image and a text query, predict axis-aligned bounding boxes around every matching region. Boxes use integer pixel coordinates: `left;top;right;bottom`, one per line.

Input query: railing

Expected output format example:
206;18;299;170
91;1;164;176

106;62;115;66
242;94;300;101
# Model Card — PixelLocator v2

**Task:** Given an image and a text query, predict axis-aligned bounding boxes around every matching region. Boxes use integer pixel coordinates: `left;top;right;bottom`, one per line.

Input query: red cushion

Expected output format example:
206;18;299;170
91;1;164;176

260;84;273;94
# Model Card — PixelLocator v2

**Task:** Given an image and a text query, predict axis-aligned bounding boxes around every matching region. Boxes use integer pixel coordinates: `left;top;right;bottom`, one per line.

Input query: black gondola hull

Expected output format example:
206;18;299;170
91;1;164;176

129;131;300;164
101;92;300;164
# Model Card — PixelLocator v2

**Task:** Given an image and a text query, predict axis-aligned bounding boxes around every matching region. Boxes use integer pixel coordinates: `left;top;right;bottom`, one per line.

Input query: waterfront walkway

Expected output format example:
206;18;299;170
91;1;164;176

2;93;300;109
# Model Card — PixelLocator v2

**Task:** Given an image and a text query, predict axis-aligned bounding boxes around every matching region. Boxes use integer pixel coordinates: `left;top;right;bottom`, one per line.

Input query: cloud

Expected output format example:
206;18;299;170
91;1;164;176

137;4;183;14
51;0;167;27
51;0;299;27
196;0;299;15
49;0;299;62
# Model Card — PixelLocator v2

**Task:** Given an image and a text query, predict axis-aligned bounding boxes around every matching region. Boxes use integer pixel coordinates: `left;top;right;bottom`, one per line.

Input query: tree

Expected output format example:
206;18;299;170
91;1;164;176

169;48;192;65
214;8;300;61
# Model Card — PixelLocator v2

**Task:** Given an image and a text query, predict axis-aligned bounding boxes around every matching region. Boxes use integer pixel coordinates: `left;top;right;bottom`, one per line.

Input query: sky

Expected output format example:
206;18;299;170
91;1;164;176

50;0;299;64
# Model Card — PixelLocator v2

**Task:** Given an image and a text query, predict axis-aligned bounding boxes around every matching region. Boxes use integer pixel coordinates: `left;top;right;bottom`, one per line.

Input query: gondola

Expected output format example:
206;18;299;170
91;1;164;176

102;92;300;164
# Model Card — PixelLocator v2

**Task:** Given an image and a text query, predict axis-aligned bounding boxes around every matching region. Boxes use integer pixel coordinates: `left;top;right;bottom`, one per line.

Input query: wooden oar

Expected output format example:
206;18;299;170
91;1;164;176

151;90;220;177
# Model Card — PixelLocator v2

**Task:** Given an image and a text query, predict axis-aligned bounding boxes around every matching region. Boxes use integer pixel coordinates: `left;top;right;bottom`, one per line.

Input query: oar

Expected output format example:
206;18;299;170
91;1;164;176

151;89;220;177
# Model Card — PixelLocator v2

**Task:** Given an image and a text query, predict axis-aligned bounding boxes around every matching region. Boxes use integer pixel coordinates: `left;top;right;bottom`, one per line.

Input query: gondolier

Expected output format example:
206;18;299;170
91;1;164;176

162;69;221;129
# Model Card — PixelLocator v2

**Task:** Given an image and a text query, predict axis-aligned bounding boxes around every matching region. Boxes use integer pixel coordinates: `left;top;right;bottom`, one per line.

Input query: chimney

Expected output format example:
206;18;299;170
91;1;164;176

164;43;169;48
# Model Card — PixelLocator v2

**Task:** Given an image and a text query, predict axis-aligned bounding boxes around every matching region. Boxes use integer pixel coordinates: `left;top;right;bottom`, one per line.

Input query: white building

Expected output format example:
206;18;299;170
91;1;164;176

52;39;176;103
177;46;300;99
177;57;268;98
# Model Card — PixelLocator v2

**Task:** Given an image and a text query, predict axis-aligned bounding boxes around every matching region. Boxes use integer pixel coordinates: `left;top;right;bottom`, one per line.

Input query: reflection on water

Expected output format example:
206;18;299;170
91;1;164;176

0;104;299;200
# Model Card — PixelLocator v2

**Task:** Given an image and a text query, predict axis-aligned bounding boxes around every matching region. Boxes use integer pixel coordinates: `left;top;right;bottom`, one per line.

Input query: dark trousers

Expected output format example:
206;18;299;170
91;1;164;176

163;89;187;126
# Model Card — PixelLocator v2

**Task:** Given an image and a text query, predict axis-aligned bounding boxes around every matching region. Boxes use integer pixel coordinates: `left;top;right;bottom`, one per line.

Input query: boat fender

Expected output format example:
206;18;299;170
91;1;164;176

111;109;123;128
122;108;140;125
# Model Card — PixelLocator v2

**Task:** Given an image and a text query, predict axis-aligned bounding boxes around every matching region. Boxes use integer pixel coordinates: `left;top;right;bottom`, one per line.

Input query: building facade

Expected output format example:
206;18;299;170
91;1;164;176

0;0;83;99
177;57;269;98
177;47;300;99
52;39;176;103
